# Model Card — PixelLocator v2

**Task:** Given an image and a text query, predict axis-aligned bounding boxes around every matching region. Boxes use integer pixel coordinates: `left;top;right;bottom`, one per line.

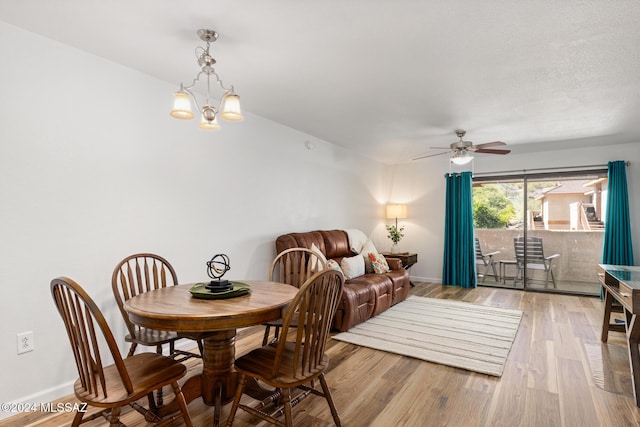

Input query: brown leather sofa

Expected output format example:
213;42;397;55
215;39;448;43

275;229;411;331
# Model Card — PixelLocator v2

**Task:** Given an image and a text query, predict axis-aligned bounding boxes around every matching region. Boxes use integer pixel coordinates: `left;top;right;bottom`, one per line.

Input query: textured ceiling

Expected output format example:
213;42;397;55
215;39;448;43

1;0;639;163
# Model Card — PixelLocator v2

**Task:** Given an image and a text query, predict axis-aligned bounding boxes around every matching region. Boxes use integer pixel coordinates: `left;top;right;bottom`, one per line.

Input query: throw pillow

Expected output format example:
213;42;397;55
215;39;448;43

340;255;365;280
360;239;379;273
345;229;368;254
368;252;391;274
327;259;343;274
310;243;327;272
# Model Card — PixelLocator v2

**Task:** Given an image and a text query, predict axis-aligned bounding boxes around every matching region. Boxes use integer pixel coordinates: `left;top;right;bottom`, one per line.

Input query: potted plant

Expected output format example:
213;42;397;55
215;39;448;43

386;224;405;253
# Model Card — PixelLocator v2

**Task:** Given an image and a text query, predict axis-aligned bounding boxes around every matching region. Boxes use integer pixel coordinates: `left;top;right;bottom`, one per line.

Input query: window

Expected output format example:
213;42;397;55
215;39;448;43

473;169;607;296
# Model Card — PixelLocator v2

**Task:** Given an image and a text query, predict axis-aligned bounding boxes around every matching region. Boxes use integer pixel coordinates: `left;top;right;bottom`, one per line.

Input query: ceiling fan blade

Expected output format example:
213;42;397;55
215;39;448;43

413;151;452;160
428;146;452;150
474;148;511;155
474;141;506;149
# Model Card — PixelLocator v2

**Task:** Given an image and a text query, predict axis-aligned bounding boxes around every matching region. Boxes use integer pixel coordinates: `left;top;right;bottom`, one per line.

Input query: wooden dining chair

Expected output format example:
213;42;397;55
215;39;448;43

112;253;202;406
51;277;193;427
112;253;203;359
263;247;328;345
226;269;344;427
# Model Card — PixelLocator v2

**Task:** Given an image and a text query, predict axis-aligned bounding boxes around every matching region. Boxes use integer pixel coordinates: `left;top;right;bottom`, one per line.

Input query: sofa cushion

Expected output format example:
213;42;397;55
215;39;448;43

327;259;343;273
360;239;377;273
369;252;390;274
334;283;376;331
320;230;352;259
347;274;393;316
345;228;368;253
310;243;327;271
276;231;326;254
341;255;365;279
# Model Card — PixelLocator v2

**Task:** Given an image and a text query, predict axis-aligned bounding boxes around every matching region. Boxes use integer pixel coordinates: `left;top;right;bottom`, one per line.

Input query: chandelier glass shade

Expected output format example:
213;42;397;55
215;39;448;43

170;29;243;130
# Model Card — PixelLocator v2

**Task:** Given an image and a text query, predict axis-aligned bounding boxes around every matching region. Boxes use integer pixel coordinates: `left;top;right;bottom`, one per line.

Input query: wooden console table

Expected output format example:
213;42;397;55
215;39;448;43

382;252;418;286
598;264;640;407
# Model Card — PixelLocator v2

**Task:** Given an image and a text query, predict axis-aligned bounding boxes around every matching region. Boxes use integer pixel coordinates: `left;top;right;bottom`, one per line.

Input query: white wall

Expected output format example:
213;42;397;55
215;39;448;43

0;21;391;413
392;140;640;283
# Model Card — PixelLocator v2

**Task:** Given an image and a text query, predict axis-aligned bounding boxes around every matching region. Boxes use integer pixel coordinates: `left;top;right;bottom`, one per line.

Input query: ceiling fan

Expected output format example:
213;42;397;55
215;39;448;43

413;130;511;165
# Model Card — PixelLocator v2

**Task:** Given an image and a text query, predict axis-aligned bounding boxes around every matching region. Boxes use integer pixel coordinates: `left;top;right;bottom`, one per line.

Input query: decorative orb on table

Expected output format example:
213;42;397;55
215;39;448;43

206;254;232;291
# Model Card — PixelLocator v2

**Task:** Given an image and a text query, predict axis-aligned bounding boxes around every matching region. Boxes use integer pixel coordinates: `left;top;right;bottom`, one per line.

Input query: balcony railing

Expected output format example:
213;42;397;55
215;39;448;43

475;229;603;294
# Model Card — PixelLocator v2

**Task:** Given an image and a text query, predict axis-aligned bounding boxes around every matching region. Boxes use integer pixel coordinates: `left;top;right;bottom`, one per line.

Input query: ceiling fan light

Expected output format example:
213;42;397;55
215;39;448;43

450;152;474;165
170;90;194;120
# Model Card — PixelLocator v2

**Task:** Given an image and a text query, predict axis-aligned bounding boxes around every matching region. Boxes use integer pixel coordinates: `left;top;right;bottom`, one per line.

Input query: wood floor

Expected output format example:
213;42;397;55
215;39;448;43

4;282;640;427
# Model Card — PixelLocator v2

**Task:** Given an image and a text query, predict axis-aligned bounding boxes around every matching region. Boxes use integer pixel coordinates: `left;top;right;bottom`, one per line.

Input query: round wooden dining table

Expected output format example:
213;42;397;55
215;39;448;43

123;280;298;426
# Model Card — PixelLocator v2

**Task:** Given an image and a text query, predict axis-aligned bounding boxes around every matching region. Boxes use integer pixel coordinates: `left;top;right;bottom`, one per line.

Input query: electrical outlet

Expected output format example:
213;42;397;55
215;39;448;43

17;331;34;354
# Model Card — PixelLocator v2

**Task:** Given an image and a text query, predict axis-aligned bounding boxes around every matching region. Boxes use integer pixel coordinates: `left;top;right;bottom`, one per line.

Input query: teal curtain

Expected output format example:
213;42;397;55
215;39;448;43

442;172;476;287
602;160;634;265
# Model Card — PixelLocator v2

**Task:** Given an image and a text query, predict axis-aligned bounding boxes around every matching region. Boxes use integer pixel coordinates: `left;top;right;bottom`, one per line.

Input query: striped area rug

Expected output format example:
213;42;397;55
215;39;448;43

332;295;522;376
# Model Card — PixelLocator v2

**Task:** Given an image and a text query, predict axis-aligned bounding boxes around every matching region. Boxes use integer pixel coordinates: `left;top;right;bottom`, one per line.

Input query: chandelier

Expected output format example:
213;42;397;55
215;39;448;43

170;29;243;130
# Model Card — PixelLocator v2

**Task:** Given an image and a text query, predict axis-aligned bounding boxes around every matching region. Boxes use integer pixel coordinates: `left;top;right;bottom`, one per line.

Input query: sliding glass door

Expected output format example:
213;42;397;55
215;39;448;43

473;170;607;296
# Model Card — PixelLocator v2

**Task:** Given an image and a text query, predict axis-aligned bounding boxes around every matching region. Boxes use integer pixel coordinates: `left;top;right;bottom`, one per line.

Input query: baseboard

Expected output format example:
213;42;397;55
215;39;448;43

0;380;75;420
411;275;441;284
0;339;199;421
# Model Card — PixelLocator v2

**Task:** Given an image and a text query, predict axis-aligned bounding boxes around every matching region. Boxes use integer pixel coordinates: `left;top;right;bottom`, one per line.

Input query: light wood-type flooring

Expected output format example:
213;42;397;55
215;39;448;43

3;282;640;426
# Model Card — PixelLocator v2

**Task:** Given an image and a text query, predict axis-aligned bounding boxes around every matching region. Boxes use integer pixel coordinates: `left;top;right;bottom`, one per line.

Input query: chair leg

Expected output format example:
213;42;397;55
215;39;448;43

107;406;122;426
171;381;193;427
127;343;138;357
154;345;164;406
146;391;157;413
262;325;271;346
281;387;293;427
318;373;341;427
197;339;204;356
226;373;247;426
71;410;84;427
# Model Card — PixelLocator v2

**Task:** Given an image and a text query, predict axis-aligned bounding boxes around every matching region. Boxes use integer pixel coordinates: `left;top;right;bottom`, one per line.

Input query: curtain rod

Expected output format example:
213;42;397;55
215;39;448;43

472;161;629;177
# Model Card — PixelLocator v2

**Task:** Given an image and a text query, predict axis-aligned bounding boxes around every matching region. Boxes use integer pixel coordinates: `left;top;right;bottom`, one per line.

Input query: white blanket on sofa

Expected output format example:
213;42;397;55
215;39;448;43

345;228;368;253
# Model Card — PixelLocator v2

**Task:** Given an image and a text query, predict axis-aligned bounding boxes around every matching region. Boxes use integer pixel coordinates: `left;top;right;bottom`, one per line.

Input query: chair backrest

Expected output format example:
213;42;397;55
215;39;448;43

475;238;485;261
269;247;327;289
272;269;344;378
514;236;546;264
112;253;179;338
51;277;132;399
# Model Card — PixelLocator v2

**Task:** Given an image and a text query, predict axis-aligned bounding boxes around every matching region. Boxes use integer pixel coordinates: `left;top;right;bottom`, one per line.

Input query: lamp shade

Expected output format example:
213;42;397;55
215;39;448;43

170;91;194;120
386;204;407;219
220;93;243;121
199;115;220;130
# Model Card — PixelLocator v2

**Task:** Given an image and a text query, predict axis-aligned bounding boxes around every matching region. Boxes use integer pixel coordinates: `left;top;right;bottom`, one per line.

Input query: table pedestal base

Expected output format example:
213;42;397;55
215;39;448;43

202;330;236;426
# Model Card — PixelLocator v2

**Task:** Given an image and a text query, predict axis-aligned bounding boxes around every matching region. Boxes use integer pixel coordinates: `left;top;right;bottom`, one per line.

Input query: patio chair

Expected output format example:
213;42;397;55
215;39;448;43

475;238;500;283
514;236;560;288
226;269;344;427
51;277;193;427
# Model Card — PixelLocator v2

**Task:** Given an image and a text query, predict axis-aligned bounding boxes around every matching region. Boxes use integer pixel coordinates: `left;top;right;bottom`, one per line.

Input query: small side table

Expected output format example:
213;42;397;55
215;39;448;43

499;260;519;285
381;252;418;287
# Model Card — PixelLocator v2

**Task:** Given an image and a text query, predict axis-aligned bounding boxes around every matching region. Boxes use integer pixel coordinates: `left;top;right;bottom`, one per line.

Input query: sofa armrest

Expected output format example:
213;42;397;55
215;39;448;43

385;257;403;270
